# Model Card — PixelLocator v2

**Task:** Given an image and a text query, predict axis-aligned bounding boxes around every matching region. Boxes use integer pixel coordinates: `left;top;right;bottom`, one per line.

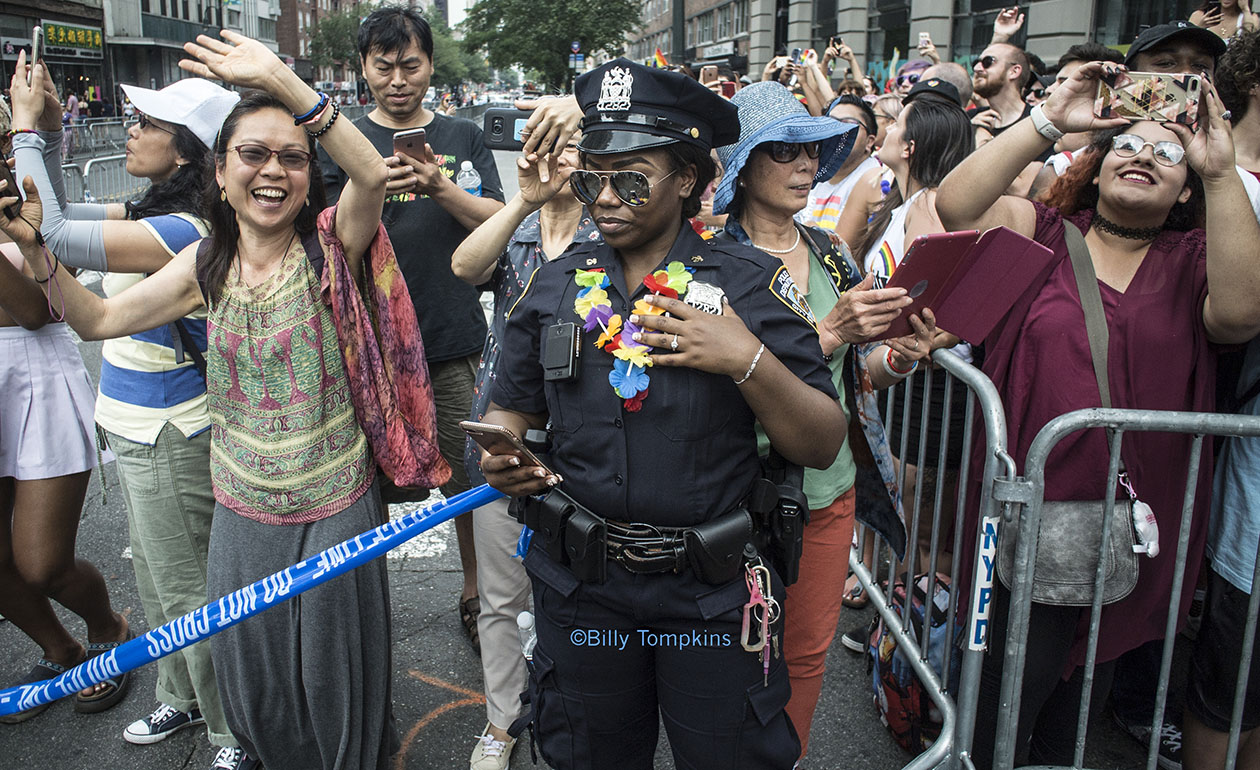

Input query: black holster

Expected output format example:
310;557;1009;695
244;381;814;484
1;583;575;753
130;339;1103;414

751;452;811;586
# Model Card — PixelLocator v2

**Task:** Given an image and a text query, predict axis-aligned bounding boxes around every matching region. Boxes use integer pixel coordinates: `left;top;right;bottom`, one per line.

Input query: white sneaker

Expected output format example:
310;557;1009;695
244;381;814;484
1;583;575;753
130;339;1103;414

470;722;515;770
123;703;205;744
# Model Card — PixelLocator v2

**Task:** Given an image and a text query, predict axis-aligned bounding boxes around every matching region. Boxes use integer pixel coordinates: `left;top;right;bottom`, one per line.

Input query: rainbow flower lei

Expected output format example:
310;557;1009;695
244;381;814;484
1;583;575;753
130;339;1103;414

573;261;695;411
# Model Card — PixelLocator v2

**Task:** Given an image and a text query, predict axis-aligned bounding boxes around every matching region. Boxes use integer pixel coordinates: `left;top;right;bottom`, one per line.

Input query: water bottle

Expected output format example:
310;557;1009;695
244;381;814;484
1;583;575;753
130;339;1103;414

517;610;537;662
456;160;482;197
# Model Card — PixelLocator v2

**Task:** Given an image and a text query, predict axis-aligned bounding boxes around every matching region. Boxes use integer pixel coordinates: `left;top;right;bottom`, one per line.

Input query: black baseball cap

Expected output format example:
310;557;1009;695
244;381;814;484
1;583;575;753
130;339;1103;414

1124;21;1227;67
575;58;740;155
903;77;963;108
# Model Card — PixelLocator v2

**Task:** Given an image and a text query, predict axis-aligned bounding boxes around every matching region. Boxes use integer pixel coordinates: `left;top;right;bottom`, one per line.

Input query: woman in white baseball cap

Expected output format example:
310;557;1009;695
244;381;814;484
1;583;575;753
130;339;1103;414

10;61;249;768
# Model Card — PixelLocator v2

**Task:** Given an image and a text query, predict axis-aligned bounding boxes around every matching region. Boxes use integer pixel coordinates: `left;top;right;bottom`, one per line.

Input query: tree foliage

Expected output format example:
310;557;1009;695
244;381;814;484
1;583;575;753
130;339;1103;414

461;0;640;90
309;3;374;70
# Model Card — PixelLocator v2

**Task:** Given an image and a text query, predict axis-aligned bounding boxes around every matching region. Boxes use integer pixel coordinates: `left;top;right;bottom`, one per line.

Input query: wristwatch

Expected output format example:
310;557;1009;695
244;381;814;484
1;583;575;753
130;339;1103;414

1030;104;1065;142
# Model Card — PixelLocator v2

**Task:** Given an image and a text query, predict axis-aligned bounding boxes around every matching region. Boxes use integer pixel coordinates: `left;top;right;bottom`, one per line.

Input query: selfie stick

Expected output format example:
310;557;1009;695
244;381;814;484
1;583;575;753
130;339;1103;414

0;483;506;717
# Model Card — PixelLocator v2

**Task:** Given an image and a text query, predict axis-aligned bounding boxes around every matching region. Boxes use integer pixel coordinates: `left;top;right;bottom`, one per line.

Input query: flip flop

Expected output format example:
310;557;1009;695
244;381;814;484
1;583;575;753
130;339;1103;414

842;574;869;609
74;631;133;714
0;659;68;724
460;595;481;657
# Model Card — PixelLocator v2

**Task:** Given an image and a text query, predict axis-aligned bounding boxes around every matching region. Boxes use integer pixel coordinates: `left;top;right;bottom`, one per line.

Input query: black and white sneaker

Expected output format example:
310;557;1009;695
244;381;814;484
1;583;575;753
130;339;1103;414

840;622;870;653
1156;721;1184;770
123;703;205;744
211;746;260;770
1113;712;1182;770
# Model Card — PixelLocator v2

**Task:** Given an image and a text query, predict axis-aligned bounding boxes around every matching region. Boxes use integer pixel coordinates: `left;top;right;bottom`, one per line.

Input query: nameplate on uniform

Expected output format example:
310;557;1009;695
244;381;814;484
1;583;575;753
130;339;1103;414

769;266;816;328
684;281;724;315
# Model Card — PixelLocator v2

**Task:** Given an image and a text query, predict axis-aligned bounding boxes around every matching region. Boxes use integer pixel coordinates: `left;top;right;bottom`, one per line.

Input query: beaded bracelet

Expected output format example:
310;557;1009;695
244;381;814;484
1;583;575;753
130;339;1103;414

734;343;766;385
883;348;918;379
306;102;340;138
293;91;329;125
7;128;37;137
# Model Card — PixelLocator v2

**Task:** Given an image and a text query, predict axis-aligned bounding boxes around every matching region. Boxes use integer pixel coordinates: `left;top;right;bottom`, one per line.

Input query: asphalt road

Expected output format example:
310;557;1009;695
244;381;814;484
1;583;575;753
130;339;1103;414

0;151;1153;770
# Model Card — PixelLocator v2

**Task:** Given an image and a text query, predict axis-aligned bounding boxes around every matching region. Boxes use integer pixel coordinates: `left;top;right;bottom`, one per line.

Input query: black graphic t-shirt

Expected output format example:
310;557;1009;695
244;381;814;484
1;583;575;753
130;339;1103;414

319;112;504;362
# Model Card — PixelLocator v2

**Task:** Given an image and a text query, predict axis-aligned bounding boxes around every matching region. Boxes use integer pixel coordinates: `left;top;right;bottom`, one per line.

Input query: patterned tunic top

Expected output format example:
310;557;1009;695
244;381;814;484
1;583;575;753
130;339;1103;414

207;237;371;524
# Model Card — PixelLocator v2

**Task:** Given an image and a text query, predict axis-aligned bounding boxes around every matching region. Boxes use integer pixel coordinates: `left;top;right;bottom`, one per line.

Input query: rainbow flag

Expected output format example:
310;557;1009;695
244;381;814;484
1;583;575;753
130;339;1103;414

877;241;897;278
654;47;668;68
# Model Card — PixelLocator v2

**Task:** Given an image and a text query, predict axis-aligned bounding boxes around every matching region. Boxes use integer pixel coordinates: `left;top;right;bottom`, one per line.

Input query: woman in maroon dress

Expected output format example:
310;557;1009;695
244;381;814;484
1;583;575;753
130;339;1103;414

936;61;1260;768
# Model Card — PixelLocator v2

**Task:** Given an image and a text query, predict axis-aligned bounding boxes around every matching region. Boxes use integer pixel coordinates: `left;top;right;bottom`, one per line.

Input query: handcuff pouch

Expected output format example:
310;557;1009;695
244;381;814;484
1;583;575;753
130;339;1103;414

685;508;755;585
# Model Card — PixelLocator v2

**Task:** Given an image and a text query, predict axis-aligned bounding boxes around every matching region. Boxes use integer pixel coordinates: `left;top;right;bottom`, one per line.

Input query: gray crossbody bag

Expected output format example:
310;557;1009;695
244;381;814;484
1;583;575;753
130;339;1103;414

996;221;1140;606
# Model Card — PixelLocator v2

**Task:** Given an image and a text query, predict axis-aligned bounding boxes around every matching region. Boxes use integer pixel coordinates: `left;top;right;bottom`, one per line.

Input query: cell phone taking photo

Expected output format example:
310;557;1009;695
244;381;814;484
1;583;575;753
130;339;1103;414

29;26;44;86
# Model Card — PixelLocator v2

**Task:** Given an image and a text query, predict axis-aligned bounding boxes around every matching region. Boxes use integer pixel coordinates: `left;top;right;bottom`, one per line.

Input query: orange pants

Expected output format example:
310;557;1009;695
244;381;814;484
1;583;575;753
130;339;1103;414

783;487;857;759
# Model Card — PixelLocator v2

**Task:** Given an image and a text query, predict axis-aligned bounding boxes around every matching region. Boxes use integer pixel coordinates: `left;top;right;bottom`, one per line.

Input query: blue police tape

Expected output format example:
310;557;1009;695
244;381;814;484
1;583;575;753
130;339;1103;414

0;483;506;718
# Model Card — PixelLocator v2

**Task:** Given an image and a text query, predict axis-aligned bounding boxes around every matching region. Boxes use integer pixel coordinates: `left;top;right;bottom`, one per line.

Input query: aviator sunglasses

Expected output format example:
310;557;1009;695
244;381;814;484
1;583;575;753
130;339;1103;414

569;168;678;207
230;144;315;170
755;141;822;164
1111;133;1185;167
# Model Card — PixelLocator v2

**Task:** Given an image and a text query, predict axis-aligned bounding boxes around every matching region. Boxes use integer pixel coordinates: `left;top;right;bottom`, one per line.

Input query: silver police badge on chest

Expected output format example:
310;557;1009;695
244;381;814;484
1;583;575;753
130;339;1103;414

597;67;634;111
684;281;725;315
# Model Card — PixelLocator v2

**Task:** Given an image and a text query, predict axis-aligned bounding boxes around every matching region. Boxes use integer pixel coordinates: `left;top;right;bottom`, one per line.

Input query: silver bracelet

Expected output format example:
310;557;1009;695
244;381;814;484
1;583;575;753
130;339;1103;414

733;343;765;385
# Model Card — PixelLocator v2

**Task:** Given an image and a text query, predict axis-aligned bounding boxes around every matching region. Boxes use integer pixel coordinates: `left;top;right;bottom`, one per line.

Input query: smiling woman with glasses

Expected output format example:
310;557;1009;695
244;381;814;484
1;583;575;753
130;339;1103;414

936;61;1260;770
5;30;424;770
8;63;256;764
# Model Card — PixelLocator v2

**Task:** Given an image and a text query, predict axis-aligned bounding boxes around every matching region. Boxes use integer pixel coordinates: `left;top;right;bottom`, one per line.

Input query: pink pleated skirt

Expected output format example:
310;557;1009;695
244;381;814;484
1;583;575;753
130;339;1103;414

0;323;112;480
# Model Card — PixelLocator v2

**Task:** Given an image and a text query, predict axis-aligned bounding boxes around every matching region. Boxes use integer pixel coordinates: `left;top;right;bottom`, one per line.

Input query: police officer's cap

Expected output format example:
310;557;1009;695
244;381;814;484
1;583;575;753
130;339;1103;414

575;58;739;155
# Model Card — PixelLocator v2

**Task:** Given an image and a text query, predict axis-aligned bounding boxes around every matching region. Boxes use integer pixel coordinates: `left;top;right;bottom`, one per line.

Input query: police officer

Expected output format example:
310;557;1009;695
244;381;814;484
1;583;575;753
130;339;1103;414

479;58;846;770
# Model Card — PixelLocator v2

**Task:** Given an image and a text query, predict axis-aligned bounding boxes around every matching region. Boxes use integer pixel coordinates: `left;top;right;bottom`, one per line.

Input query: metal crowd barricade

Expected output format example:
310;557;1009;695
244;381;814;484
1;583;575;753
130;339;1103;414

848;348;1016;770
988;408;1260;770
82;154;147;203
61;163;86;203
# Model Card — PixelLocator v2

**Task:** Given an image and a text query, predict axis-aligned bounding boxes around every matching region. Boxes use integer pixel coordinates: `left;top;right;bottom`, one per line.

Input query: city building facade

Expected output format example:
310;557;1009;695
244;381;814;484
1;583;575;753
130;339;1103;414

627;0;1203;84
2;0;106;106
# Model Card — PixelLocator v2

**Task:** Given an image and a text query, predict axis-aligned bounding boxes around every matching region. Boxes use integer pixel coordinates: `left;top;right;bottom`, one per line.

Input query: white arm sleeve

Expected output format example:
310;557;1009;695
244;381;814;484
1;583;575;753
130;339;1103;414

12;132;109;272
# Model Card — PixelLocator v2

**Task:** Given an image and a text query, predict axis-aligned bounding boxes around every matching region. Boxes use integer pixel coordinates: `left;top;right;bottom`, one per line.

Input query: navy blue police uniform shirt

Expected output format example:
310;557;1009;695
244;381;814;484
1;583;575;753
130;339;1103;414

492;223;838;527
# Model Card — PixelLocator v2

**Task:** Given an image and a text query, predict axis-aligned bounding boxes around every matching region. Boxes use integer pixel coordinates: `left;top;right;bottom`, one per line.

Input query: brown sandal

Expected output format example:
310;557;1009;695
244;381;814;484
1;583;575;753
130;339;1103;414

460;595;481;657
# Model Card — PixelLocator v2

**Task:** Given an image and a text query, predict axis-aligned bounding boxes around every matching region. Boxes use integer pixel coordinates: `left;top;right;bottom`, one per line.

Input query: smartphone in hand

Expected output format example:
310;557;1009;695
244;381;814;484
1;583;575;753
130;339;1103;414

0;161;25;221
1095;70;1202;125
460;420;557;476
392;128;428;161
29;26;44;85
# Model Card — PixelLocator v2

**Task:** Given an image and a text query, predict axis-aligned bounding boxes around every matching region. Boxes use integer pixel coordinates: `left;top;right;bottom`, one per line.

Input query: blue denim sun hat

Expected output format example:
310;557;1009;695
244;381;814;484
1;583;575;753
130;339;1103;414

713;82;858;215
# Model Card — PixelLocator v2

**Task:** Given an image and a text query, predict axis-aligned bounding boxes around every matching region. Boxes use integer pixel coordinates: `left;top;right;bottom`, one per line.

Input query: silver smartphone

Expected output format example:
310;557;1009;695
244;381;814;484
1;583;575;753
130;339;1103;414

30;26;44;85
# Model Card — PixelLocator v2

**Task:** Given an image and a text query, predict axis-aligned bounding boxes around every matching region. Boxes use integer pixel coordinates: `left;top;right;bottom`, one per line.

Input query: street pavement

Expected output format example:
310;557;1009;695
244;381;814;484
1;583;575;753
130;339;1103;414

0;151;1152;769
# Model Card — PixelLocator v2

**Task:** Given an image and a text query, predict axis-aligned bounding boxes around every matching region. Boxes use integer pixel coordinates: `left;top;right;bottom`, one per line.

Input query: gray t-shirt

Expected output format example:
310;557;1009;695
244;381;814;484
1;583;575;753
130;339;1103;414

319;112;503;362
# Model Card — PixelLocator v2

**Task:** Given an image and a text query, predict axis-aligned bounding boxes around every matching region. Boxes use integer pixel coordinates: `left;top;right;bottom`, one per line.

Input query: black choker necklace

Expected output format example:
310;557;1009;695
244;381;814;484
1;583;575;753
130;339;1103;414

1092;212;1162;241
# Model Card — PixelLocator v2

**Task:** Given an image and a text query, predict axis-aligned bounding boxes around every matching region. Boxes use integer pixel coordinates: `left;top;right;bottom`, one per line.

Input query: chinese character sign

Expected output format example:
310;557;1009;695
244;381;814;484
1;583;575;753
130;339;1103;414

41;20;104;58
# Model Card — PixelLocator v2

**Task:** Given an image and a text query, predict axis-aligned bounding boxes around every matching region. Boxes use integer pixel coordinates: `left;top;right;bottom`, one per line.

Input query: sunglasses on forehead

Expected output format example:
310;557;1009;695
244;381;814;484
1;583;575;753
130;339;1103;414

973;55;999;69
569;168;678;207
755;141;822;164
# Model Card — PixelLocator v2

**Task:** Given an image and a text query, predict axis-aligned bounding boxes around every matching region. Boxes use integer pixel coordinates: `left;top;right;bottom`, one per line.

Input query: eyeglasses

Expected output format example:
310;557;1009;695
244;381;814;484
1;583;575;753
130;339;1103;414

755;141;822;164
132;113;176;136
896;72;921;87
569;168;678;207
230;144;314;171
1110;133;1185;166
973;55;999;70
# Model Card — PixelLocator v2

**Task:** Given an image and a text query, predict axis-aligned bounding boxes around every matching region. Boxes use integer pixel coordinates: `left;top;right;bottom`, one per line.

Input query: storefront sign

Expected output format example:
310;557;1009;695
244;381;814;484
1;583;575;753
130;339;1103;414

41;20;104;59
700;41;735;58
